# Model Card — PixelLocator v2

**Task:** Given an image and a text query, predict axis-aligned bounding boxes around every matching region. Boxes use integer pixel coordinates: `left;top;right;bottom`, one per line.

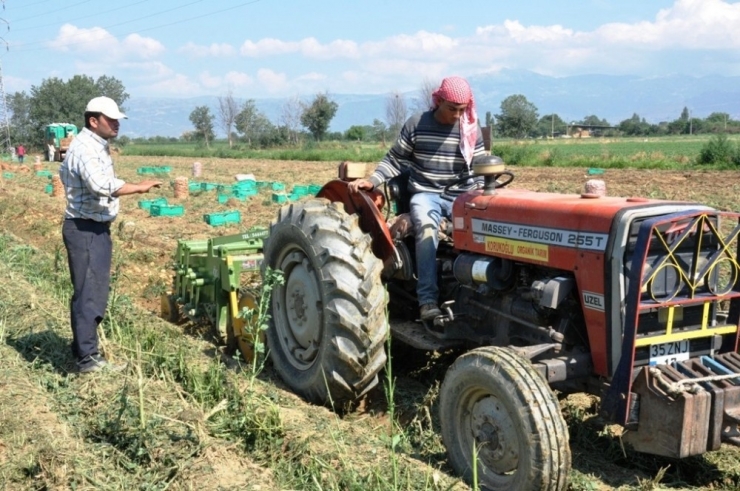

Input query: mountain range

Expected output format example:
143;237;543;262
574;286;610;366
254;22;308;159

121;69;740;139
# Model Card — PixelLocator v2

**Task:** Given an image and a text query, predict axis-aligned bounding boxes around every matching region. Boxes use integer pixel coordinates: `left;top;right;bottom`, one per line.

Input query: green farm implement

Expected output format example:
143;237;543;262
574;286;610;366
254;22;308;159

162;226;268;361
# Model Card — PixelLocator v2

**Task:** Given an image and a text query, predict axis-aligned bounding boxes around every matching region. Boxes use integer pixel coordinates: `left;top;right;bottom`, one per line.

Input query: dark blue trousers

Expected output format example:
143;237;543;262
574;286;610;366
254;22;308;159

62;218;112;361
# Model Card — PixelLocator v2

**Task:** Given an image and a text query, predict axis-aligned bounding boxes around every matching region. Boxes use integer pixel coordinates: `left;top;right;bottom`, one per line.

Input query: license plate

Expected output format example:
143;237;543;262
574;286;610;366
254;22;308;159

649;340;690;366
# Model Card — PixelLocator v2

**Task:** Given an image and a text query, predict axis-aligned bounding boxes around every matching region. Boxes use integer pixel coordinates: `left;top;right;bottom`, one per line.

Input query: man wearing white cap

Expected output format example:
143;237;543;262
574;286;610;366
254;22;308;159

60;96;162;374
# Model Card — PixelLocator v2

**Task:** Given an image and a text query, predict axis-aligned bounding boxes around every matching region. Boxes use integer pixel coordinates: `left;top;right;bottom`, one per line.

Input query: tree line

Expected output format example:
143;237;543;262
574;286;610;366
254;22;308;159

7;75;740;151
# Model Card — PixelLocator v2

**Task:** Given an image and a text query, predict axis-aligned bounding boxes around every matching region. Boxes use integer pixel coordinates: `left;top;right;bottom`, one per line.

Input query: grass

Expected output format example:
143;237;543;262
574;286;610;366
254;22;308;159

118;134;740;170
0;230;466;490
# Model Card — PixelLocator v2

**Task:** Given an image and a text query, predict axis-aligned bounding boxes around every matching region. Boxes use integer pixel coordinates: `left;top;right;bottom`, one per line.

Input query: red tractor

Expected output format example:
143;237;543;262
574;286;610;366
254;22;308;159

260;157;740;491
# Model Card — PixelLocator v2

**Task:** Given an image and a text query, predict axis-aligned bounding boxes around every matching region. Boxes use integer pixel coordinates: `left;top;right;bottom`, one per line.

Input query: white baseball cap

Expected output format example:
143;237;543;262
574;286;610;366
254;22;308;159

85;96;127;120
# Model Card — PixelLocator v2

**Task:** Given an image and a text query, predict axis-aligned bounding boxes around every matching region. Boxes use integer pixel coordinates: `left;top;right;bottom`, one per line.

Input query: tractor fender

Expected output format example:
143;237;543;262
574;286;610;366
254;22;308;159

317;180;400;272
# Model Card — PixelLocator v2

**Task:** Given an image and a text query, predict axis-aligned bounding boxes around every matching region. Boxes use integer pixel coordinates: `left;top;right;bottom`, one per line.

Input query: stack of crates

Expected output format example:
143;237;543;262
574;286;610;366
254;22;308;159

271;181;287;203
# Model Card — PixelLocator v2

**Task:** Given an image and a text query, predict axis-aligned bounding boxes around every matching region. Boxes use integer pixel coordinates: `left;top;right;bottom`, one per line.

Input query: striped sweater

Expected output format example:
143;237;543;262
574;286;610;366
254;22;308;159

368;110;487;195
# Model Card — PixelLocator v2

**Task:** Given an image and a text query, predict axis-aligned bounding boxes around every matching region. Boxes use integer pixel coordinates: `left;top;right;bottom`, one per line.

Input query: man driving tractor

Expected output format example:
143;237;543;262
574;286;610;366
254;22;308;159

348;76;487;322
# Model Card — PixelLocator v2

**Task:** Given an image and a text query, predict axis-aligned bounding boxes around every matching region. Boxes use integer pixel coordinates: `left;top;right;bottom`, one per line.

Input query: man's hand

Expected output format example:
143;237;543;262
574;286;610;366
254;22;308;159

140;180;162;193
347;178;373;193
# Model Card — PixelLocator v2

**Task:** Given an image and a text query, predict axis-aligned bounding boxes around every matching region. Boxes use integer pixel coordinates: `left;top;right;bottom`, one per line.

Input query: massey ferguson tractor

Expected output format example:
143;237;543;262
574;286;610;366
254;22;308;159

256;156;740;491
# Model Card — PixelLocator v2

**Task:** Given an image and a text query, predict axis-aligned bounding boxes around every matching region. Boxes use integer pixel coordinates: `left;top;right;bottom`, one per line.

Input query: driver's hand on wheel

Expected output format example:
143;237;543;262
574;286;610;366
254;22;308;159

348;178;373;193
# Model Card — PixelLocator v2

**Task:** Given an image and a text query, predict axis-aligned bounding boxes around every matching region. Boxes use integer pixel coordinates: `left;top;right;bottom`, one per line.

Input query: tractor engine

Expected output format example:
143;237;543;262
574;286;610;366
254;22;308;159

449;253;584;349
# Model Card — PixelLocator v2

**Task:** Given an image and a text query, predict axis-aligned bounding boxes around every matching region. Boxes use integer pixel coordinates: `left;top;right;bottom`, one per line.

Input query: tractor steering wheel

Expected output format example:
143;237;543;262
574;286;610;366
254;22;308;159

443;171;515;196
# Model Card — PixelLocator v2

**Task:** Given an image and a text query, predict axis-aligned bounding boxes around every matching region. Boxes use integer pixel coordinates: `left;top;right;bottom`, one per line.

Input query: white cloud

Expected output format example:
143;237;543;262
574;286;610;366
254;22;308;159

122;34;165;59
294;72;326;83
49;24;164;59
362;31;457;58
199;71;222;89
256;69;289;93
240;37;359;59
178;42;236;58
143;74;201;97
224;71;253;87
119;62;175;81
594;0;740;49
240;38;298;57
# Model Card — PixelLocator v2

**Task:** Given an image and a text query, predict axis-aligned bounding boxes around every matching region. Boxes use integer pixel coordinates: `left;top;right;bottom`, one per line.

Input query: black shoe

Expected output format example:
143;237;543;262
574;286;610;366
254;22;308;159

420;303;442;321
77;354;127;374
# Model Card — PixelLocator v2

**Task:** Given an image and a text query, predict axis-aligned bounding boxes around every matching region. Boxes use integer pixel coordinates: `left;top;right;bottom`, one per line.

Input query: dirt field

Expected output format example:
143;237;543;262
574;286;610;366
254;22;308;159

2;154;740;490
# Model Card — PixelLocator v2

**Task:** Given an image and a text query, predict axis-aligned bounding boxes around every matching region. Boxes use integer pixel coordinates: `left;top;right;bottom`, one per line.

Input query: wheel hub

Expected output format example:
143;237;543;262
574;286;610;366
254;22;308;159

278;251;323;369
470;395;519;474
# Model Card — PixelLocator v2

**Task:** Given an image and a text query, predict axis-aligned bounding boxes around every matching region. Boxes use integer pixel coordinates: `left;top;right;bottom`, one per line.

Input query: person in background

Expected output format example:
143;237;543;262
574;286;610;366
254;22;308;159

16;144;25;163
348;76;487;322
60;96;162;373
48;141;56;162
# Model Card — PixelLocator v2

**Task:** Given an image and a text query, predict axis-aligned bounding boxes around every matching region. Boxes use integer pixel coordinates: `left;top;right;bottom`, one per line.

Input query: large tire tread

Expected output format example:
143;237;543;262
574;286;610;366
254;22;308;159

264;198;387;408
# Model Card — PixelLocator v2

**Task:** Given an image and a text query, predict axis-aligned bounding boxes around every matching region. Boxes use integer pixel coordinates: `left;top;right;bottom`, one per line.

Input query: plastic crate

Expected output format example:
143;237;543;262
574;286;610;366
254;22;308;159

234;180;257;190
200;182;218;192
272;192;288;204
2;172;14;178
271;182;285;191
137;166;171;175
308;184;322;195
44;184;53;194
188;182;203;192
150;204;184;217
256;180;271;188
36;170;54;178
292;185;309;197
204;210;241;226
138;197;168;211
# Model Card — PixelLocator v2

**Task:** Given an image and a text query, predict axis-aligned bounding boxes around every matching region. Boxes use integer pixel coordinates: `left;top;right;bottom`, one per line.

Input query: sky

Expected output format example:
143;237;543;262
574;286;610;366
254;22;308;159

2;0;740;100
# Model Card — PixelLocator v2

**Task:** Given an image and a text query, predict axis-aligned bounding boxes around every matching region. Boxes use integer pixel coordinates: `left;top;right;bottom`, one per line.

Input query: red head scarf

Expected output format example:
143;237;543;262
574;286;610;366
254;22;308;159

431;76;477;167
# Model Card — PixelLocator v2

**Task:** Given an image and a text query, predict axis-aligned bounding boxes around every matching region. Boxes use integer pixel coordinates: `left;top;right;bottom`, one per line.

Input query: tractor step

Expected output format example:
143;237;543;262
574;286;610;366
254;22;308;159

390;320;463;351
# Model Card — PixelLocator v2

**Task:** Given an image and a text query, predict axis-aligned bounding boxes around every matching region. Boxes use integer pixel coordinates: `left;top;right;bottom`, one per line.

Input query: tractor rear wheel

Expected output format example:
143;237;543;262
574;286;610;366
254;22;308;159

440;346;570;491
263;198;387;408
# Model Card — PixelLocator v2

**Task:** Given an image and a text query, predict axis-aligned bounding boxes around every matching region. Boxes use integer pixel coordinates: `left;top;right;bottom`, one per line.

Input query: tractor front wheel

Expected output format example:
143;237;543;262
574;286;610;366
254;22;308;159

262;199;388;408
440;346;571;491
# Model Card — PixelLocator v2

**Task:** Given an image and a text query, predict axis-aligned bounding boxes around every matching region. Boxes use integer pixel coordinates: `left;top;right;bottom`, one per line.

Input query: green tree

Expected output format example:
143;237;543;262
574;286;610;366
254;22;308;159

345;125;366;141
234;99;258;145
235;99;276;147
495;94;539;139
535;113;567;138
704;112;736;134
189;105;215;147
618;113;652;136
580;115;610;127
300;93;338;141
26;75;128;147
8;91;32;146
485;111;494;128
371;119;388;145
